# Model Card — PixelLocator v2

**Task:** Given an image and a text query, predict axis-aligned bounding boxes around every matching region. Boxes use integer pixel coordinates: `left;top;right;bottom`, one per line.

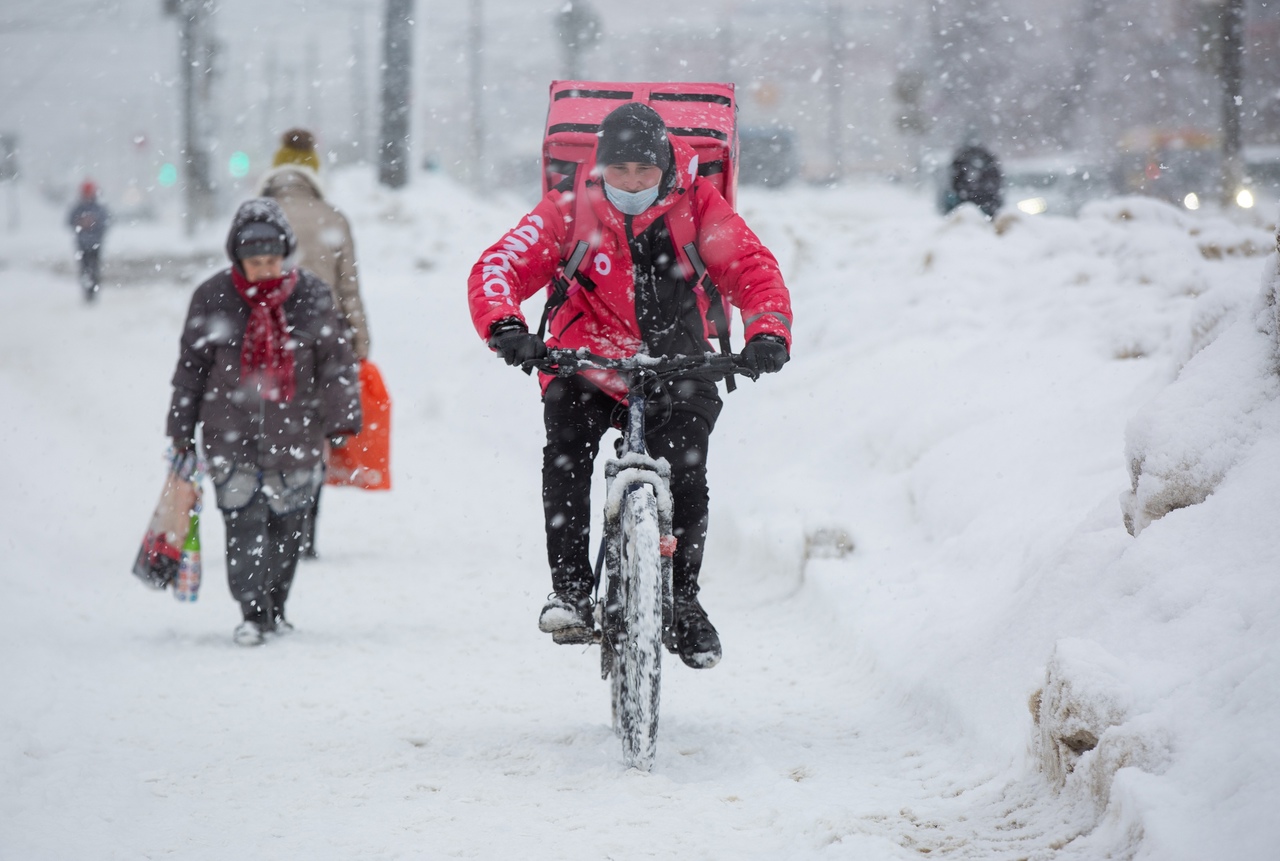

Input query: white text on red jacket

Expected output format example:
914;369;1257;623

480;215;544;306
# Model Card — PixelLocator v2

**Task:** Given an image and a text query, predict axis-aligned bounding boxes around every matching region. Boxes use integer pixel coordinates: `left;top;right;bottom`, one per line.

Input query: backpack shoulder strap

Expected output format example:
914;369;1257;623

537;167;599;340
667;188;732;355
667;186;737;391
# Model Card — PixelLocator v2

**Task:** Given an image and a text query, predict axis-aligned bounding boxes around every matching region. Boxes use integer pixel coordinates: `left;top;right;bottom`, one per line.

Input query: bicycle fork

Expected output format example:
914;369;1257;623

597;452;676;681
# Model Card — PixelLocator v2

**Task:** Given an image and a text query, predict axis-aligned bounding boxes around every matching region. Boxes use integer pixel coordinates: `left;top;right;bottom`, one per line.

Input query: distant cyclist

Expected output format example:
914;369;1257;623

466;102;794;669
67;180;110;301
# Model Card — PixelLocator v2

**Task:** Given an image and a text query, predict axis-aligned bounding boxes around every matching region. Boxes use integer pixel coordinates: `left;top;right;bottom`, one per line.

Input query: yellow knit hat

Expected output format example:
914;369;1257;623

272;128;321;172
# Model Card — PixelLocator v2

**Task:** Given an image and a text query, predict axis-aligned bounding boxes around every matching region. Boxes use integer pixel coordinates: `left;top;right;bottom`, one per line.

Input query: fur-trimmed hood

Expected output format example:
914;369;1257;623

259;164;325;200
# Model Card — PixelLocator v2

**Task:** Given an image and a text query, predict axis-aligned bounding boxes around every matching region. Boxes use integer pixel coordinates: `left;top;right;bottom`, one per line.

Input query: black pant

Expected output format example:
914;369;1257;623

542;374;718;600
222;491;307;621
299;482;321;557
77;246;100;298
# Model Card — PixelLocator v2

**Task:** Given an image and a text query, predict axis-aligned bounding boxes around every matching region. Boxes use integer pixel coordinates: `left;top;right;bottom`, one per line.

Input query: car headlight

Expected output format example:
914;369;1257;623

1236;188;1255;208
1016;197;1048;215
1183;192;1201;210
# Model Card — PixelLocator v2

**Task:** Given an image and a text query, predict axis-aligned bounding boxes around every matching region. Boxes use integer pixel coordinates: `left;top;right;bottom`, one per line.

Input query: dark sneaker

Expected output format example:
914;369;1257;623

538;591;595;644
668;596;721;669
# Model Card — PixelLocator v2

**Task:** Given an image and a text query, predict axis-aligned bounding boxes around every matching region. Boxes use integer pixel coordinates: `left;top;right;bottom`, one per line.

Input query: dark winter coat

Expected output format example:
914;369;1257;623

949;144;1003;218
167;202;362;474
68;199;109;250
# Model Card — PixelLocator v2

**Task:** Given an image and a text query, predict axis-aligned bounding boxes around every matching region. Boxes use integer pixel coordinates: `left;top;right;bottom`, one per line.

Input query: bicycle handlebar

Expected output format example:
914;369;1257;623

525;348;759;382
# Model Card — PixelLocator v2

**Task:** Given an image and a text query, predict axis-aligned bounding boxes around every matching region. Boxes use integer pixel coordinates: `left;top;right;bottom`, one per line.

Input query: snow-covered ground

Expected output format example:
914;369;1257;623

2;170;1278;859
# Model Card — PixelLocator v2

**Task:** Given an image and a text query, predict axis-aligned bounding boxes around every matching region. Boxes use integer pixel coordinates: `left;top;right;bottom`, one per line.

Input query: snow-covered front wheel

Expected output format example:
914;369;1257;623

613;485;663;770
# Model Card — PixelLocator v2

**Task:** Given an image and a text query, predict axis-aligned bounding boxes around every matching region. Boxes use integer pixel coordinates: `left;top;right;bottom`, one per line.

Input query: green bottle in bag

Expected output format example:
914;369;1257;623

174;513;202;602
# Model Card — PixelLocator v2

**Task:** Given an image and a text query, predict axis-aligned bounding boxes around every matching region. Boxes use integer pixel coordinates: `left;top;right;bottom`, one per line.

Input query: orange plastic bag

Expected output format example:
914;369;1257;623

326;360;392;490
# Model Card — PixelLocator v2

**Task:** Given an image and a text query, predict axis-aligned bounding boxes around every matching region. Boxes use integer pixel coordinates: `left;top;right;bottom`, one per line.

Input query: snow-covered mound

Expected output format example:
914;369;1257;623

1122;253;1280;536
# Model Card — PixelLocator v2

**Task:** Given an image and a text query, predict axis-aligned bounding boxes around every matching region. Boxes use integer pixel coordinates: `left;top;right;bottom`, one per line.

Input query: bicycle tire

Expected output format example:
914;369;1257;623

613;484;664;770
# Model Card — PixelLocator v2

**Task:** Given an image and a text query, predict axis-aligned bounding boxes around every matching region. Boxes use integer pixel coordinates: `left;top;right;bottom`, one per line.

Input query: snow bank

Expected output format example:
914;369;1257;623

1122;256;1280;535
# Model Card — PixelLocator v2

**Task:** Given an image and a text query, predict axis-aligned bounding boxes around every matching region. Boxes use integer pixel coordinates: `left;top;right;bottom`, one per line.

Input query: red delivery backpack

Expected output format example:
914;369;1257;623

539;81;739;364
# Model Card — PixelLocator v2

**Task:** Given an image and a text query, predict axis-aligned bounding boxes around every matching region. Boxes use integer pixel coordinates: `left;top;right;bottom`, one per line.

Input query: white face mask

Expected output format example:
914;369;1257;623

604;182;660;215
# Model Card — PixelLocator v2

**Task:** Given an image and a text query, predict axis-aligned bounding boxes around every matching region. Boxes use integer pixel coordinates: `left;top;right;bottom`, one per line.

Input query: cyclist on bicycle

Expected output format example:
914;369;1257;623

466;101;793;669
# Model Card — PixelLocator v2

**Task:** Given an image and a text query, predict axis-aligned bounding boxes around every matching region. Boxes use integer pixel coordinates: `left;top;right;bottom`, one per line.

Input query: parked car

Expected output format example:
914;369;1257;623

1002;155;1111;217
1113;127;1225;211
1237;145;1280;216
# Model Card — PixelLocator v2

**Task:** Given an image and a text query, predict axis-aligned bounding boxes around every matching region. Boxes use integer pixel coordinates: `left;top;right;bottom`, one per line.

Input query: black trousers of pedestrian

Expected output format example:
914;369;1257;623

299;484;321;558
77;246;101;298
542;374;717;601
221;491;306;621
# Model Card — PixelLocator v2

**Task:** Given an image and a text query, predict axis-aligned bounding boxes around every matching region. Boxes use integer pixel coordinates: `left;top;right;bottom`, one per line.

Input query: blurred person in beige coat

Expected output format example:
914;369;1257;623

260;129;371;359
260;128;373;557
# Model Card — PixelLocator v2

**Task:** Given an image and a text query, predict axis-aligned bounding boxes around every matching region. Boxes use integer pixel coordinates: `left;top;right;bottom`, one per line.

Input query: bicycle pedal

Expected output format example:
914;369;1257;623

551;626;598;645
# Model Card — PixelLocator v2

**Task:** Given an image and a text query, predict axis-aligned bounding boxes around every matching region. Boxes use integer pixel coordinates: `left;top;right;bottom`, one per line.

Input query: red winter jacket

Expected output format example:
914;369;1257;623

467;136;793;400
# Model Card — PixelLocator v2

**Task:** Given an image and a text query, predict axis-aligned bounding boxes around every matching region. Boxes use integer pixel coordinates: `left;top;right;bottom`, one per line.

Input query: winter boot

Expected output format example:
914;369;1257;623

538;590;595;645
267;590;293;635
233;619;267;646
270;607;294;635
667;595;721;669
234;600;272;646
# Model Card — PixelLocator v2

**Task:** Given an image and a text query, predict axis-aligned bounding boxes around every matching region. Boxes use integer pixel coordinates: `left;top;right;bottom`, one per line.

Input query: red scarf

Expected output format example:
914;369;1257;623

231;267;298;402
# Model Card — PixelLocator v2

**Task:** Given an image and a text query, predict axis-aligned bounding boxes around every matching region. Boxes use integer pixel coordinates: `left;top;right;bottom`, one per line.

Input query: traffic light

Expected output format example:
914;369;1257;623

228;151;250;178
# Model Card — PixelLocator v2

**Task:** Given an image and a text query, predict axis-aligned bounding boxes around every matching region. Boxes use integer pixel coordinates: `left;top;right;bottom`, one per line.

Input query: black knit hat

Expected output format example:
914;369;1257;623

596;102;671;171
234;220;287;260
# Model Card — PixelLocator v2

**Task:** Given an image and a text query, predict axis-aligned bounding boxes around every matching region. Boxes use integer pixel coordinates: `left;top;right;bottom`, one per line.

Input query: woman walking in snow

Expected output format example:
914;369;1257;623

260;128;373;559
167;198;362;646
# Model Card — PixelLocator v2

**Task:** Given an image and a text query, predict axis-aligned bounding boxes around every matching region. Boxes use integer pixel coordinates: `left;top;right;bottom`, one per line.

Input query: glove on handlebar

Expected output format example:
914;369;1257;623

742;334;789;374
488;320;548;367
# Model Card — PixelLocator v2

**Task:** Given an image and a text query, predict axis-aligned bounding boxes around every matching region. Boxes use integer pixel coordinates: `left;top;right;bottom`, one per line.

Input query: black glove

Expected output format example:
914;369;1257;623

488;320;548;367
742;334;789;375
172;437;195;454
328;435;348;450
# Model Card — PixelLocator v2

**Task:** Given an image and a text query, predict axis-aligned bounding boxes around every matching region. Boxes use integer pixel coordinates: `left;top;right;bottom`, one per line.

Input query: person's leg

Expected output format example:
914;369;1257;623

542;375;614;595
265;506;308;629
539;375;613;637
222;493;274;644
299;483;321;559
86;246;101;292
648;410;714;599
76;248;93;300
648;408;722;669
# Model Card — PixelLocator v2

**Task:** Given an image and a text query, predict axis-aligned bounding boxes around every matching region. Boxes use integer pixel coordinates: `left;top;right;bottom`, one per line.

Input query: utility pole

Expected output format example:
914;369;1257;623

555;2;601;81
0;134;17;231
825;0;845;181
306;36;321;136
165;0;216;235
351;5;369;163
1220;0;1245;206
378;0;414;188
468;0;485;187
265;48;278;158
